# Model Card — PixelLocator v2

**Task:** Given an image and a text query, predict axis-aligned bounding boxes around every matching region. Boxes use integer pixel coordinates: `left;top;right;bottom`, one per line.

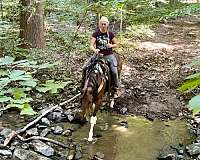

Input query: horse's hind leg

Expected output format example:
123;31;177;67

110;98;115;108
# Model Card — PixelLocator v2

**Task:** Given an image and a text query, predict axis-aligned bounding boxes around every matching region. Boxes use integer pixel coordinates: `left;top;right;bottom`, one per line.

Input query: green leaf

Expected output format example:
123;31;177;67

36;80;72;94
11;97;33;104
178;78;200;92
0;90;5;95
6;103;24;109
188;58;200;67
8;70;25;78
20;79;38;87
185;72;200;80
0;69;9;77
0;78;11;88
11;88;26;99
15;60;37;68
36;87;50;93
8;70;32;81
0;56;14;66
188;95;200;110
13;59;29;65
20;103;37;115
192;107;200;116
0;96;12;102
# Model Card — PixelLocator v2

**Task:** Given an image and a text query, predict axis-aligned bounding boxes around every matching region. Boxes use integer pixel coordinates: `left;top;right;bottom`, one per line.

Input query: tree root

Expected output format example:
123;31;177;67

3;93;81;146
17;135;69;148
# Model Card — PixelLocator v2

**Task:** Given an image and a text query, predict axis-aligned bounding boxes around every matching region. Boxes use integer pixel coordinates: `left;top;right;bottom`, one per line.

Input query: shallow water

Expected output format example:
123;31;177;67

72;113;192;160
0;111;192;160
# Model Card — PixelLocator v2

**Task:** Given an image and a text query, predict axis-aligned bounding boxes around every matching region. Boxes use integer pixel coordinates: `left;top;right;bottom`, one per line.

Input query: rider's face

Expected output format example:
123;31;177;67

99;21;108;32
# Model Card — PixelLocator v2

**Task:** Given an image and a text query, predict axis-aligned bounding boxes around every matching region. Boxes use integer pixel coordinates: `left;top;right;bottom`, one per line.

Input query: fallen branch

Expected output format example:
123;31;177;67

4;93;81;146
17;135;69;148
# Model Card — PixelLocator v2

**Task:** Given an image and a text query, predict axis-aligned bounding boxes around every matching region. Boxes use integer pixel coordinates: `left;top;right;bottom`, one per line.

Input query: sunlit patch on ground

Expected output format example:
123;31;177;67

122;64;133;76
112;124;128;132
138;41;174;51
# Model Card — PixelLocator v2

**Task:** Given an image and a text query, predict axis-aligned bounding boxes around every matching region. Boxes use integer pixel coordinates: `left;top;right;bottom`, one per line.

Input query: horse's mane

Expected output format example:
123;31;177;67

81;57;110;98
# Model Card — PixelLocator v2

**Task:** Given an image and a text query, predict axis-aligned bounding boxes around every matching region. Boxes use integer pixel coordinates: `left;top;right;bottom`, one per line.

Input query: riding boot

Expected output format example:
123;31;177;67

112;73;120;98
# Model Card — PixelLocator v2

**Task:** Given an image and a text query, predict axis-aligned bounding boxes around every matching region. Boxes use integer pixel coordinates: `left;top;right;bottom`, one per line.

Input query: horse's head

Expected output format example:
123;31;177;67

79;56;109;120
80;84;94;119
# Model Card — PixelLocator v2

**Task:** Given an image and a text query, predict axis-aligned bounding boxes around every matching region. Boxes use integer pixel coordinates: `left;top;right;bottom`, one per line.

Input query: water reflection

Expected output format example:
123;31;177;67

79;114;191;160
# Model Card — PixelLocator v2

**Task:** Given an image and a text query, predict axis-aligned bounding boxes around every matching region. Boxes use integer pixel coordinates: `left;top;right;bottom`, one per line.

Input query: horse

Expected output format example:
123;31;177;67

80;53;122;141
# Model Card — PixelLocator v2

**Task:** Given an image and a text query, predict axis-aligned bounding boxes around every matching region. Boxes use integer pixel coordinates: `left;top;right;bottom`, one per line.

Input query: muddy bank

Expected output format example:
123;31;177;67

113;17;200;120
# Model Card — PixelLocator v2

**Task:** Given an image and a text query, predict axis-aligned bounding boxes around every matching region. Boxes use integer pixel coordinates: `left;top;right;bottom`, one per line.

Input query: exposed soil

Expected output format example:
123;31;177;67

112;17;200;120
37;16;200;121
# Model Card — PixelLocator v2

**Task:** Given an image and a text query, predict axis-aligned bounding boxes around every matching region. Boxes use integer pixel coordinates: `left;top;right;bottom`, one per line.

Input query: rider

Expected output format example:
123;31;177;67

82;16;120;97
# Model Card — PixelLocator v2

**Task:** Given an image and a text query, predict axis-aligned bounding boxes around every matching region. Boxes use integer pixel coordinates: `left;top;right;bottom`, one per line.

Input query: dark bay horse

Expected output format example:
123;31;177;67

80;53;122;141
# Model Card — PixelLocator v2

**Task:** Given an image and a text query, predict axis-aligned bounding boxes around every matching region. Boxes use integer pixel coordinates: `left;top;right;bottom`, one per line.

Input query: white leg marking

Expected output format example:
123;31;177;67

88;116;97;141
110;98;115;108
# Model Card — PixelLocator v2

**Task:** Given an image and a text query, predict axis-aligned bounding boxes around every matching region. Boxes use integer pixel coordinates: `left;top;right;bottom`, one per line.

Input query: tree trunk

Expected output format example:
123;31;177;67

19;0;45;49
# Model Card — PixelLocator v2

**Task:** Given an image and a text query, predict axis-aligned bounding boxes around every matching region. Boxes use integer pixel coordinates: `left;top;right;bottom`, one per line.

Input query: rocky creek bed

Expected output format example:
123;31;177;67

0;16;200;159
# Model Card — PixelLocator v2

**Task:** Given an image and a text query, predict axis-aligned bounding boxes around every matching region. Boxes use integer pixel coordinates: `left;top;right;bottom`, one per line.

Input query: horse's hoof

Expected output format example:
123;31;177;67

88;137;93;141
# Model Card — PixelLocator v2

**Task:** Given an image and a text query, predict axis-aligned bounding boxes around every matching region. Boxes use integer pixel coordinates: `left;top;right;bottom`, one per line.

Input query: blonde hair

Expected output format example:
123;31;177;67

99;16;109;24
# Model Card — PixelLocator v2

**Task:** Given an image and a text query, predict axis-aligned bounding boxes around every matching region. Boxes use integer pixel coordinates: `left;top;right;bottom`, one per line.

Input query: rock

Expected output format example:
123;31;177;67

177;149;184;155
120;107;128;114
0;149;12;157
0;111;3;117
31;140;55;157
176;154;184;159
26;128;39;136
74;150;82;159
186;143;200;155
13;147;51;160
93;152;104;160
40;118;51;126
0;137;4;144
120;121;128;128
21;143;29;150
0;128;12;138
47;111;63;122
52;126;63;135
40;128;51;137
64;109;73;115
157;153;176;160
67;150;75;160
67;115;74;122
37;125;48;129
196;129;200;136
62;130;72;137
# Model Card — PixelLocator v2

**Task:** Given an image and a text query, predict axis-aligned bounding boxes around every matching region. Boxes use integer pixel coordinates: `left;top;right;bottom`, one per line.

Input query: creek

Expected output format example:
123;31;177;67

0;111;192;160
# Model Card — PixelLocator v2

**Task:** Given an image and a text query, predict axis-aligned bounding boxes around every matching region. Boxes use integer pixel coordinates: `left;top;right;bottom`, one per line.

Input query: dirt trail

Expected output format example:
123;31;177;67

115;17;200;120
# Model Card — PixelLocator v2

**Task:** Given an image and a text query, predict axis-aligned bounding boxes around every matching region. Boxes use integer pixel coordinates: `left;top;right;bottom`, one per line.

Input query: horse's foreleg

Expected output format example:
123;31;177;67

88;103;97;141
88;115;97;141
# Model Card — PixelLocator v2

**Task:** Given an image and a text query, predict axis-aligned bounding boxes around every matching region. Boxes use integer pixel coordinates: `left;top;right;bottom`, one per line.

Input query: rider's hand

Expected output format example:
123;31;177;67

94;49;100;54
107;43;113;48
